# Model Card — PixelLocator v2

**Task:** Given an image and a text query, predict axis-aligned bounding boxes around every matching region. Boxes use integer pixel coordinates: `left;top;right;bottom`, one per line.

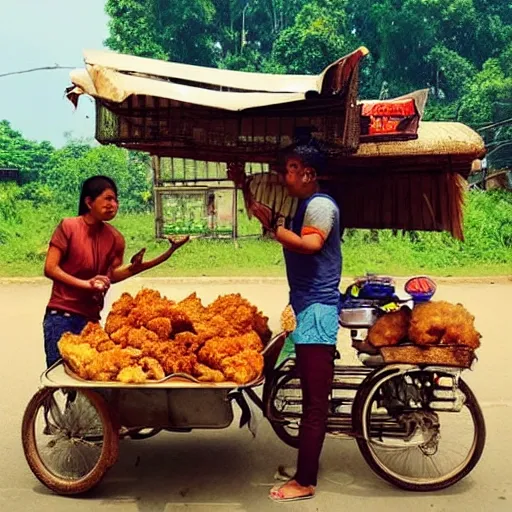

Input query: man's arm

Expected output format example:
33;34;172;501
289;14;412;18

274;227;324;254
274;196;337;254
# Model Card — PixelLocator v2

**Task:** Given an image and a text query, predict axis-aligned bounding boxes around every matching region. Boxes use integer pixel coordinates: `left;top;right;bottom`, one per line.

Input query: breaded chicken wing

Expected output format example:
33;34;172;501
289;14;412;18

220;349;264;384
146;317;172;339
193;363;226;383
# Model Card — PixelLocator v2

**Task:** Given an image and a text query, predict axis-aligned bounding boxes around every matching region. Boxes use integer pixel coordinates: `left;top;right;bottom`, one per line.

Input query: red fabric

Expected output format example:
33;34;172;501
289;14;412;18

47;217;124;320
301;226;326;241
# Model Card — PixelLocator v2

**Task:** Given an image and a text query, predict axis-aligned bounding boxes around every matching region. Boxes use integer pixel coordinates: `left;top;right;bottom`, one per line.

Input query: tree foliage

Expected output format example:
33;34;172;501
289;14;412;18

103;0;512;127
0;123;152;212
0;121;54;178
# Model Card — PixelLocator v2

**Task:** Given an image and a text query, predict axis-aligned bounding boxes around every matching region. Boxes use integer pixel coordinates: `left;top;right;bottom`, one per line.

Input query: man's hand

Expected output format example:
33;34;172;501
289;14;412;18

251;202;274;231
251;202;286;235
227;162;246;188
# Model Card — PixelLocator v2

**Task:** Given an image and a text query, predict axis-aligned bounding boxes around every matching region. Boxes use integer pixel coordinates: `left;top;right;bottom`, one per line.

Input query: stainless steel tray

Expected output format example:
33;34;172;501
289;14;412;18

339;307;379;328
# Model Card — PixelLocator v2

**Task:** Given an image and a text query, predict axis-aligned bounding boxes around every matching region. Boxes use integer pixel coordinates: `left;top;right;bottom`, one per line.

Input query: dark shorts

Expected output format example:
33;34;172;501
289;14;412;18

43;309;89;368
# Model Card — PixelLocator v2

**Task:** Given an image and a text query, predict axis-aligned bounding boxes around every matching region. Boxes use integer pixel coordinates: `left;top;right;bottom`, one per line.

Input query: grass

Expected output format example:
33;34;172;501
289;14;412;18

0;190;511;278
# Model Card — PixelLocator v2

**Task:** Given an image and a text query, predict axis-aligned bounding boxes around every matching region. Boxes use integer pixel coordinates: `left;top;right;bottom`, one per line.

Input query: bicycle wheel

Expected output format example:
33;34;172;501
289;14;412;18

265;370;301;449
353;368;486;491
22;387;119;495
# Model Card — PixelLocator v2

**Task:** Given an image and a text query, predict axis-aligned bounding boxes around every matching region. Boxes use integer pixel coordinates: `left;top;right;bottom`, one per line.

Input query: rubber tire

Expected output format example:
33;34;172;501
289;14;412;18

352;371;486;491
270;421;300;449
22;388;119;495
264;370;301;449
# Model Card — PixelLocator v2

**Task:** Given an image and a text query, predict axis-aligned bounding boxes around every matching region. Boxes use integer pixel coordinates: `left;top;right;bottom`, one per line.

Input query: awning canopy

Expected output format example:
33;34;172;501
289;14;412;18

67;47;369;155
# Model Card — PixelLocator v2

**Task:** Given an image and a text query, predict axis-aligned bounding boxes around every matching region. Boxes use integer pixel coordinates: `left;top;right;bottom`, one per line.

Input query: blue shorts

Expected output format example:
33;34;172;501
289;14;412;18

291;303;340;346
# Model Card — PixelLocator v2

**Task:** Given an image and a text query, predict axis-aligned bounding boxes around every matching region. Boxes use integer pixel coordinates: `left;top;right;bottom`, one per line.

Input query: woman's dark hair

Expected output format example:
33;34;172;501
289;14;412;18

78;175;118;215
286;127;328;175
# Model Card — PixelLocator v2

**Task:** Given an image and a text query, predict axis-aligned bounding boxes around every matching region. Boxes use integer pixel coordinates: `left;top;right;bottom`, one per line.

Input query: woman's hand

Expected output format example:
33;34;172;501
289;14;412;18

167;235;190;252
130;248;146;268
86;275;111;292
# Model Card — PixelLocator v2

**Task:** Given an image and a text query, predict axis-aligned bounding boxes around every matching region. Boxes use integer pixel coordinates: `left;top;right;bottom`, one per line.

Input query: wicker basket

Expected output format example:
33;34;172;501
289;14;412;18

380;345;475;368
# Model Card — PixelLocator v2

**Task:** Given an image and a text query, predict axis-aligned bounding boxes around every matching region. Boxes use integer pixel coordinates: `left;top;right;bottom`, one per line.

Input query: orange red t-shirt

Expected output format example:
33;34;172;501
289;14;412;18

47;217;124;320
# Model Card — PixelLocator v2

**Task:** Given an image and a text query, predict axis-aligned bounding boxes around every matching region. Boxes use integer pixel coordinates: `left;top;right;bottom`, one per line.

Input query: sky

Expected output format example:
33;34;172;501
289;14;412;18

0;0;109;146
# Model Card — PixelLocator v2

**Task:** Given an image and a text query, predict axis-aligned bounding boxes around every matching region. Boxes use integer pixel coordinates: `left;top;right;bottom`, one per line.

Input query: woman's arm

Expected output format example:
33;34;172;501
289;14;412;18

110;236;189;283
44;246;110;291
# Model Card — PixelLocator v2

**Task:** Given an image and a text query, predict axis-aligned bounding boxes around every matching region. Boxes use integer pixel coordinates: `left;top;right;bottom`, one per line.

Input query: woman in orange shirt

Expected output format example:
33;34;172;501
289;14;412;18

43;175;188;367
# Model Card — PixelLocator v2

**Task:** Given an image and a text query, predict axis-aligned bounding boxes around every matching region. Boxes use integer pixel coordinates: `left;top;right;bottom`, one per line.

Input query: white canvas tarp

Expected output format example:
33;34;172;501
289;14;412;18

67;47;369;111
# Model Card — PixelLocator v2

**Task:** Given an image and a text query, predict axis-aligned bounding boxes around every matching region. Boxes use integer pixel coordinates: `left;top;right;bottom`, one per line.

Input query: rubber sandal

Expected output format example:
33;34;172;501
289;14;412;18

269;483;315;502
269;488;314;502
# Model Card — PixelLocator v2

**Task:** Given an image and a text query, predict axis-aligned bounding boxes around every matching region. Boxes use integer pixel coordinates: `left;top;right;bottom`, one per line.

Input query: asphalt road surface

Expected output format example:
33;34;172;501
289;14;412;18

1;277;510;512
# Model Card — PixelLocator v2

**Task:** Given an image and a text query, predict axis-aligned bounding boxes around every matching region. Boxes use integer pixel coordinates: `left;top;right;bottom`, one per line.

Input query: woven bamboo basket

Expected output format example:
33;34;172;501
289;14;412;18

380;344;475;369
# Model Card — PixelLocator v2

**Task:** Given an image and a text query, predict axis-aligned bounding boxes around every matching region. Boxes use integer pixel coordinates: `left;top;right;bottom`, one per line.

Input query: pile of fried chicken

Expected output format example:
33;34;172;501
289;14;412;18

367;300;481;349
58;289;271;385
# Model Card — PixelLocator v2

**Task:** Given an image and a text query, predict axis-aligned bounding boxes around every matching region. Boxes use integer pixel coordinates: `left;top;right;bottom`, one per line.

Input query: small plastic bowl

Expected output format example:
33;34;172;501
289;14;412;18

405;276;437;302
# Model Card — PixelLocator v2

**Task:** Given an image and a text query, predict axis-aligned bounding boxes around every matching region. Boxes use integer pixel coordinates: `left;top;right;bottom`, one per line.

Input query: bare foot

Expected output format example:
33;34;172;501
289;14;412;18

269;479;315;501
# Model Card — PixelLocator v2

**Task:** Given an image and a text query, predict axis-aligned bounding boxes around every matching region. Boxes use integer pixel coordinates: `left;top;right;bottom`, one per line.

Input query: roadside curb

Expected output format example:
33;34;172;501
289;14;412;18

1;275;511;286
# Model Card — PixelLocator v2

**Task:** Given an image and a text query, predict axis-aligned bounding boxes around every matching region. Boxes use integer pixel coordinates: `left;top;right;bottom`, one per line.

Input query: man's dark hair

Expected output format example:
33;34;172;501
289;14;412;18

286;127;328;175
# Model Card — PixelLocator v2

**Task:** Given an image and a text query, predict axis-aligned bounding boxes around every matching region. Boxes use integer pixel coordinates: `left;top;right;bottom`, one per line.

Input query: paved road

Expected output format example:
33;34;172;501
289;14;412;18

1;278;510;512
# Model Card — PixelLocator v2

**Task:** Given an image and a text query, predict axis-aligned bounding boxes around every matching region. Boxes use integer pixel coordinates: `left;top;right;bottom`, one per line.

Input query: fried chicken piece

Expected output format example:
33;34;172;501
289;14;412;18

193;363;226;383
253;311;272;344
117;365;147;384
110;325;132;347
168;308;195;335
409;301;481;348
128;289;175;326
280;304;297;333
237;330;264;352
198;337;242;369
58;336;98;378
79;322;111;349
194;314;239;341
96;340;118;352
85;347;142;381
105;312;129;335
139;357;165;380
368;308;411;347
57;331;82;346
146;317;172;339
147;340;195;375
206;294;255;333
127;326;159;349
205;294;271;343
175;293;206;323
169;354;198;375
134;288;163;304
220;349;264;384
173;331;202;353
111;292;135;316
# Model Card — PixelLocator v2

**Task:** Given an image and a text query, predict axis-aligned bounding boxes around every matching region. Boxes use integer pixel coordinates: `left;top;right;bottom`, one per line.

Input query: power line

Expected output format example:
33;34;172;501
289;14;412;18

0;65;75;79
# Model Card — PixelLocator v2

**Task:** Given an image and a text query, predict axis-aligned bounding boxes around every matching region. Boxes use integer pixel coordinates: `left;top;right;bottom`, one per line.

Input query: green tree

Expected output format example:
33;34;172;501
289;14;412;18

43;142;152;213
458;58;512;127
272;0;357;74
0;120;54;179
105;0;218;65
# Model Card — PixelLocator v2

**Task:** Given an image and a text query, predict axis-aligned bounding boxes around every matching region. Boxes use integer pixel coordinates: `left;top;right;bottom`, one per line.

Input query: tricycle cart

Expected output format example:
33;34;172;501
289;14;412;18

23;46;486;495
22;279;485;494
